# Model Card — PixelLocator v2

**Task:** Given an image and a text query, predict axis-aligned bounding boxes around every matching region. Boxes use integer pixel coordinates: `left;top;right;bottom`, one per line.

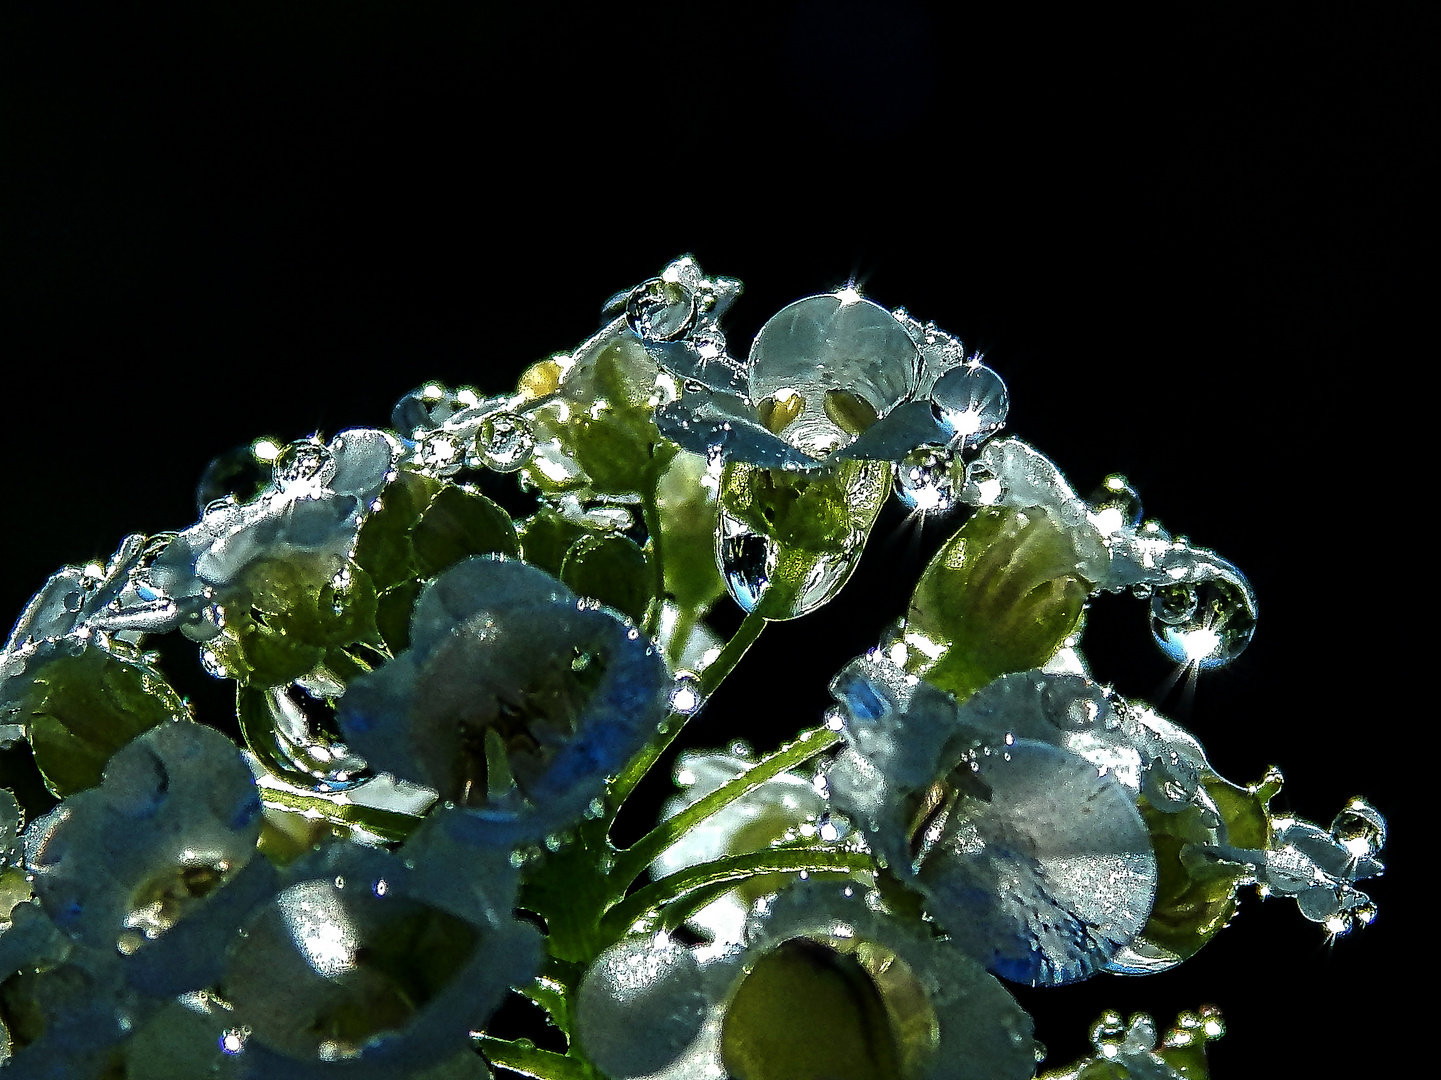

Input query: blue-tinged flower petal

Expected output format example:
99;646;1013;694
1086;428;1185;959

599;881;1038;1080
654;390;819;472
214;834;536;1080
336;556;670;838
146;429;395;616
24;720;263;957
828;399;951;464
825;653;1158;988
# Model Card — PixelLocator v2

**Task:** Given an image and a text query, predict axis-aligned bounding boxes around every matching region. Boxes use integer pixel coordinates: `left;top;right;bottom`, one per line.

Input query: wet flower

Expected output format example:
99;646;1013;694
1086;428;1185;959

208;813;538;1079
146;428;396;635
336;555;670;837
574;880;1037;1080
24;720;263;961
825;652;1159;987
637;258;1008;471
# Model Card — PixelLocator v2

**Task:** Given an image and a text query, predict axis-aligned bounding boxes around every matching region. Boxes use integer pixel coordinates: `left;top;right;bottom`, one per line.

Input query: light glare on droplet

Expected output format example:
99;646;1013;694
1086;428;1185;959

278;880;358;977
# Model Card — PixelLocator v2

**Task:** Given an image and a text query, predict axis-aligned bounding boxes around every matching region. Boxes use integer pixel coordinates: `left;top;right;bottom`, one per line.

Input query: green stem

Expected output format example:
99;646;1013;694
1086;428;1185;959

609;724;842;889
605;605;770;810
256;784;422;845
474;1035;598;1080
639;445;677;641
600;846;873;940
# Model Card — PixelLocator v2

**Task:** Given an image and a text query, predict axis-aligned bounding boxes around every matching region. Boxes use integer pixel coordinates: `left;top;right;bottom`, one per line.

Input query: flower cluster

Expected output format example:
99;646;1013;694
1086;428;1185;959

0;258;1385;1079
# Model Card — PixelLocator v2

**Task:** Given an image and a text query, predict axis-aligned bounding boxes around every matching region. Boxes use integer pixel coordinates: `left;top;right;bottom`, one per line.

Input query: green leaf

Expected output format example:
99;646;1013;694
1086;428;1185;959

12;645;189;797
517;509;591;579
903;505;1089;701
353;469;442;591
376;579;423;656
561;534;652;627
411;485;521;576
654;450;726;613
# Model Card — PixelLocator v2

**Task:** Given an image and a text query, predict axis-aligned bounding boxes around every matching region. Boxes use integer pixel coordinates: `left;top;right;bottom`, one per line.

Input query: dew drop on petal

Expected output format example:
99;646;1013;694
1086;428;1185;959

894;444;959;513
475;412;535;472
929;363;1009;450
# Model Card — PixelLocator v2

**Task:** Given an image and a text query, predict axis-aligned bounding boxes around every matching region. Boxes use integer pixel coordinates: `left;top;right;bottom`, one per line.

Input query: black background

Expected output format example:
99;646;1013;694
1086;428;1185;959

0;3;1420;1076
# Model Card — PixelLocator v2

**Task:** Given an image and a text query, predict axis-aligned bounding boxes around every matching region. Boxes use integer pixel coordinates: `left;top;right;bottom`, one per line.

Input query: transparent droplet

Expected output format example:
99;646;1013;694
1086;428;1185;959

195;444;274;515
626;278;697;342
1149;577;1257;669
717;513;776;613
1150;583;1198;626
669;673;704;715
475;412;535;472
258;683;370;791
716;509;863;619
391;383;474;434
748;293;921;457
1330;797;1387;861
1087;474;1143;534
273;440;333;491
575;934;708;1079
414;429;464;476
894;444;958;513
929;362;1008;449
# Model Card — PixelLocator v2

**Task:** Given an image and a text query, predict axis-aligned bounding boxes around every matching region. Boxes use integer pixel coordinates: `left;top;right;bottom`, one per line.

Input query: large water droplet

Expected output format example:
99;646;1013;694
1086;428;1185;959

1149;576;1256;669
626;277;698;342
1087;474;1143;534
718;512;775;613
272;440;334;491
264;683;370;791
715;509;863;619
894;444;959;513
1330;797;1387;861
475;412;534;472
195;444;275;515
929;362;1008;450
748;293;921;457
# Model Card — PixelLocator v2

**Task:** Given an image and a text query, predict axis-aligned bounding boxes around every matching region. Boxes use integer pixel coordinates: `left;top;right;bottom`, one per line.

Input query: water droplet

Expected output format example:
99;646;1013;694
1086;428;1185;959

220;1028;248;1055
258;683;370;791
1087;474;1143;534
929;362;1008;449
1330;797;1387;860
748;293;921;457
894;444;960;513
626;277;697;341
414;429;464;476
716;509;865;619
195;444;274;514
392;383;474;434
669;673;703;715
1149;576;1257;669
475;412;535;472
273;440;333;491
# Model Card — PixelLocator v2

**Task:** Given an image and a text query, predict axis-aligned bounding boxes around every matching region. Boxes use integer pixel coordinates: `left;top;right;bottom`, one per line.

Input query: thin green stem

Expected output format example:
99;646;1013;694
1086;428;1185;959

609;724;842;889
474;1035;598;1080
255;784;422;845
600;846;873;939
605;605;770;810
